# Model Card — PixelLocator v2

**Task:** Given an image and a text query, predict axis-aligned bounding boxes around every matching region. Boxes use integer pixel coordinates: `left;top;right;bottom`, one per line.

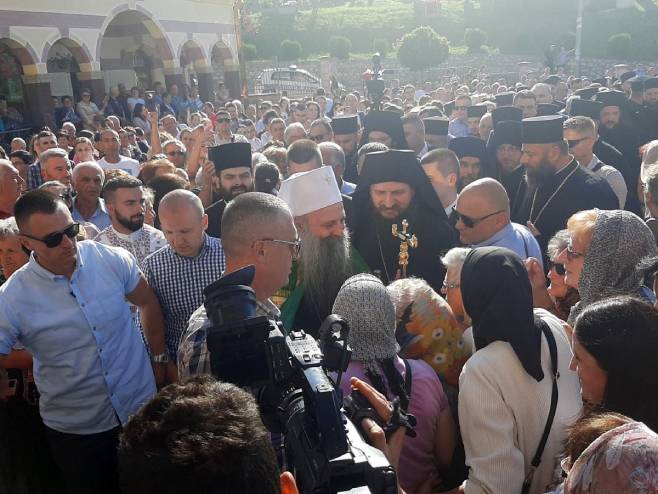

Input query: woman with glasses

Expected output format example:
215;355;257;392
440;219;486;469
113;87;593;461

555;209;656;325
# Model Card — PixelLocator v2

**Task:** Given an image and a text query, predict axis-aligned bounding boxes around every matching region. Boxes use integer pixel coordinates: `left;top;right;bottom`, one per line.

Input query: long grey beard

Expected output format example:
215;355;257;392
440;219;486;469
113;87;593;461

299;229;355;317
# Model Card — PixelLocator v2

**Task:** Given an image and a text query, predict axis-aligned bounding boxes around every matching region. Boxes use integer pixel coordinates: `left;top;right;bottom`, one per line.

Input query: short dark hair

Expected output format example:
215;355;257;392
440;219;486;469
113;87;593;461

118;375;280;494
357;142;388;162
286;138;322;167
254;162;281;193
514;90;536;103
148;174;188;215
14;189;64;231
9;150;34;165
102;176;144;203
420;148;459;179
574;296;658;432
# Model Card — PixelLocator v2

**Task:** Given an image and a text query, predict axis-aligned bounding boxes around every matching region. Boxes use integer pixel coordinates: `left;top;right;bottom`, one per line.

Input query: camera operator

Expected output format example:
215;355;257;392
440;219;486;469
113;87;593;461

178;191;299;380
118;375;407;494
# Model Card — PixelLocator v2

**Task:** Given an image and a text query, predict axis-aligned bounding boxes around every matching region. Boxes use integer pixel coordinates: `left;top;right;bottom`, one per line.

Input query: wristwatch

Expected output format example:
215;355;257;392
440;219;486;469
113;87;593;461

151;352;170;364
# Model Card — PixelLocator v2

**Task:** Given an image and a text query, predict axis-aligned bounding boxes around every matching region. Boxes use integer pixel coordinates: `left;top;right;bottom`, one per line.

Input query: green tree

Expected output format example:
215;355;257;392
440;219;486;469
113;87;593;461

279;39;302;61
329;36;352;60
241;43;258;61
607;33;632;59
373;38;389;57
397;26;450;71
464;28;488;53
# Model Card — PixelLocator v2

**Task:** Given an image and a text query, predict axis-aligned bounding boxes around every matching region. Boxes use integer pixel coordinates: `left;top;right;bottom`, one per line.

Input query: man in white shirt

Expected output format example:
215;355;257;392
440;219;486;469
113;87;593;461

564;116;627;209
97;129;141;177
96;175;166;266
420;148;459;223
401;114;429;158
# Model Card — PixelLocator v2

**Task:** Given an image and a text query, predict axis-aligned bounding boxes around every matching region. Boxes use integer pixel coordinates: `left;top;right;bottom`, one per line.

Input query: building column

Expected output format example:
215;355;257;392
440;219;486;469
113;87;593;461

196;69;214;102
77;71;107;106
22;74;55;130
223;60;241;100
164;68;185;91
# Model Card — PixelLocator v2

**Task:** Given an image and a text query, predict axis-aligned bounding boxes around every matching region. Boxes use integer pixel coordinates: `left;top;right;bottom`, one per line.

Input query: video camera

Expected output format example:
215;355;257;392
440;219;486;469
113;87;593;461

366;52;386;111
204;266;398;494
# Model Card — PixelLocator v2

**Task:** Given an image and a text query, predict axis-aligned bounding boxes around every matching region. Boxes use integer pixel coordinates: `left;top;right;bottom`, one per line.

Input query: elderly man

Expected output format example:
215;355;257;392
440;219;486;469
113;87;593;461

449;136;487;190
331;115;361;182
143;190;225;365
96;176;166;266
71;161;111;231
98;129;141;176
40;148;72;187
10;137;26;153
401;114;428;157
563;116;628;209
0;160;24;219
178;192;297;379
0;190;169;493
512;115;618;258
423;117;451;149
27;130;58;190
531;83;554;105
205;142;254;238
162;139;186;169
319;141;356;195
284;122;307;147
455;178;542;263
308;119;333;144
0;217;29;281
351;149;457;291
277;166;368;333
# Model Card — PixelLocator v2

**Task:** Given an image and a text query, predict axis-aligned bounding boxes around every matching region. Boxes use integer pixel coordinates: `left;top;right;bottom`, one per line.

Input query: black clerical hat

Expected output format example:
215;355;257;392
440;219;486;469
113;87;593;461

536;103;561;116
574;87;600;100
448;136;487;161
467;105;488;119
360;149;420;185
494;92;515;107
363;110;405;147
595;90;627;109
423;117;449;136
331;115;359;135
522;115;565;144
629;75;650;92
444;101;455;115
490;120;522;149
646;78;658;90
569;99;604;120
208;142;252;173
620;71;637;83
543;75;561;85
592;78;608;86
492;107;523;127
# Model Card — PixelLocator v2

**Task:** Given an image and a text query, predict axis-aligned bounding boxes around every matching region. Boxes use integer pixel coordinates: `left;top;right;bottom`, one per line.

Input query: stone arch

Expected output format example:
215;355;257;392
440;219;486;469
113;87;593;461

211;40;235;69
44;37;94;74
0;37;39;76
179;39;210;70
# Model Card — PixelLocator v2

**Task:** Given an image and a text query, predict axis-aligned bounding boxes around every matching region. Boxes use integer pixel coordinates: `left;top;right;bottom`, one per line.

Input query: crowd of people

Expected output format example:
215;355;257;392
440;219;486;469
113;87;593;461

1;62;658;494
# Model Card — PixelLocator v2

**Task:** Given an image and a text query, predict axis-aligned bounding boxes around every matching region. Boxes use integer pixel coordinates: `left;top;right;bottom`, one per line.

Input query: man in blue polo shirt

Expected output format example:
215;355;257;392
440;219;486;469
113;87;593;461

0;190;170;494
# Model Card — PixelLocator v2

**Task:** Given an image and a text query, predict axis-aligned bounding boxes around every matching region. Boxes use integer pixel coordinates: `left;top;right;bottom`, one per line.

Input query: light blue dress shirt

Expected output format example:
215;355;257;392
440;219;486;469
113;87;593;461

72;197;112;231
448;119;470;138
473;223;544;268
0;241;156;434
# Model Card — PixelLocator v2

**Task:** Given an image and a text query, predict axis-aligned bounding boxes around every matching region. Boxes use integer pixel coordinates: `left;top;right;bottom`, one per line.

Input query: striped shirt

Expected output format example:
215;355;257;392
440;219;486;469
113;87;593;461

142;234;225;361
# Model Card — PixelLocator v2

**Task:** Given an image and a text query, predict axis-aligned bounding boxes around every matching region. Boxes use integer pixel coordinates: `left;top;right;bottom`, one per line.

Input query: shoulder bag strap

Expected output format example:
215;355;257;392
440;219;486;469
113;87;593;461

521;322;559;494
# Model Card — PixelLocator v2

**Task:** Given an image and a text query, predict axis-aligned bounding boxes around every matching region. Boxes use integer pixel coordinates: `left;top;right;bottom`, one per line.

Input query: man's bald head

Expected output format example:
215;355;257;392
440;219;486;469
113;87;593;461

455;178;511;245
158;190;208;257
158;189;204;218
460;177;510;215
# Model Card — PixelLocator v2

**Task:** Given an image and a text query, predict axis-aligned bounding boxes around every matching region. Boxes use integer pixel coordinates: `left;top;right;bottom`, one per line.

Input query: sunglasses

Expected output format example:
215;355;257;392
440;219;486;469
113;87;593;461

22;223;80;248
167;151;185;157
454;209;504;228
567;137;589;148
217;117;231;123
548;260;566;276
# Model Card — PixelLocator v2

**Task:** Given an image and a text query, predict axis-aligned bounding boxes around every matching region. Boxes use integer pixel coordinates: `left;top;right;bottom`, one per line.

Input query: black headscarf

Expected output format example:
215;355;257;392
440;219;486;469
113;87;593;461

461;247;545;381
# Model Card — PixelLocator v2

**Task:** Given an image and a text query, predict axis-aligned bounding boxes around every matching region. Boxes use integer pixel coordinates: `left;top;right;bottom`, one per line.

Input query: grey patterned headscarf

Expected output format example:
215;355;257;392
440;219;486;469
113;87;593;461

568;210;656;324
332;273;399;375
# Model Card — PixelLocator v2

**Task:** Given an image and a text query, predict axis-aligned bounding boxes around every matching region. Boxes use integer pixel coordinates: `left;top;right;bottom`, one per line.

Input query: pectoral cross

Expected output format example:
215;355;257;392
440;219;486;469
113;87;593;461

391;219;418;279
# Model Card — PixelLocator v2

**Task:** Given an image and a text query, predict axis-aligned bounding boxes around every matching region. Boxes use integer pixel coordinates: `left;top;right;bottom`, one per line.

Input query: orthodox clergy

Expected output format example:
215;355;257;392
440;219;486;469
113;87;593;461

331;115;361;183
276;166;369;334
205;142;254;238
487;120;525;211
512;115;618;259
360;110;409;149
423;117;451;149
351;149;457;292
467;105;488;138
448;136;488;189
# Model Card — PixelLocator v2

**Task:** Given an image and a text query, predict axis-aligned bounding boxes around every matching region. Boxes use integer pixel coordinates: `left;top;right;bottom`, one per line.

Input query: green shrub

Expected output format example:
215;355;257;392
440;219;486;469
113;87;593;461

241;43;258;61
279;39;302;61
607;33;632;59
464;27;488;54
397;26;450;71
329;36;352;59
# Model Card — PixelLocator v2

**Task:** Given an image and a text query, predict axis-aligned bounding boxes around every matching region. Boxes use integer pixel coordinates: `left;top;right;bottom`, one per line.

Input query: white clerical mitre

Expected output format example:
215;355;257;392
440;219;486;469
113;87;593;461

278;166;342;217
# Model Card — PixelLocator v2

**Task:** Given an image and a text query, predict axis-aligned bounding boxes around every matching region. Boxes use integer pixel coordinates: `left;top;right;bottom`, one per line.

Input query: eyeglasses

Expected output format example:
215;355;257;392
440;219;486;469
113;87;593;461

217;117;230;123
442;280;460;290
566;240;585;261
548;260;566;276
259;238;301;257
454;209;505;228
567;137;589;148
22;223;80;248
167;151;185;157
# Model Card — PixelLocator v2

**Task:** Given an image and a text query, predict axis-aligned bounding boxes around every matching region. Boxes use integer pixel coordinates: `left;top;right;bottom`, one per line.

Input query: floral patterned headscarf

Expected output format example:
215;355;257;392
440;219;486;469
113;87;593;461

565;421;658;494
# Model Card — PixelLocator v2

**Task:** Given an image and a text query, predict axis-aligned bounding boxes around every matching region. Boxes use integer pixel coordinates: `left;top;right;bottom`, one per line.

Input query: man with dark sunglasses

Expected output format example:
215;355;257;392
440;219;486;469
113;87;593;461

0;190;170;493
213;110;249;146
455;178;543;265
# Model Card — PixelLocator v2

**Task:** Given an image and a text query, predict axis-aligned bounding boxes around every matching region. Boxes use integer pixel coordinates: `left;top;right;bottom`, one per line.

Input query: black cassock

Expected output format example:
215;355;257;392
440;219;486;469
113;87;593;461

353;201;457;292
500;165;525;214
343;151;359;184
205;199;227;239
512;159;619;261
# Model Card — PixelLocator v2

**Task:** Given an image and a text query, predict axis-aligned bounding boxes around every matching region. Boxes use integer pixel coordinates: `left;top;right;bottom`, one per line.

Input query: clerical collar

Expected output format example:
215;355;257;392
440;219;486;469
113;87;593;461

444;198;457;217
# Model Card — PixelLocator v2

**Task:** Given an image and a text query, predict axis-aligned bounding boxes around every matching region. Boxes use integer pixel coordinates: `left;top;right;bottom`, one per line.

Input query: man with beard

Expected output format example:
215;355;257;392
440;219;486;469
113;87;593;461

360;110;409;149
205;142;254;238
276;166;369;333
71;161;111;231
96;176;166;266
512;115;618;259
466;106;488;138
351;149;457;292
487;120;525;211
448;136;488;190
594;89;643;213
331;115;361;182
